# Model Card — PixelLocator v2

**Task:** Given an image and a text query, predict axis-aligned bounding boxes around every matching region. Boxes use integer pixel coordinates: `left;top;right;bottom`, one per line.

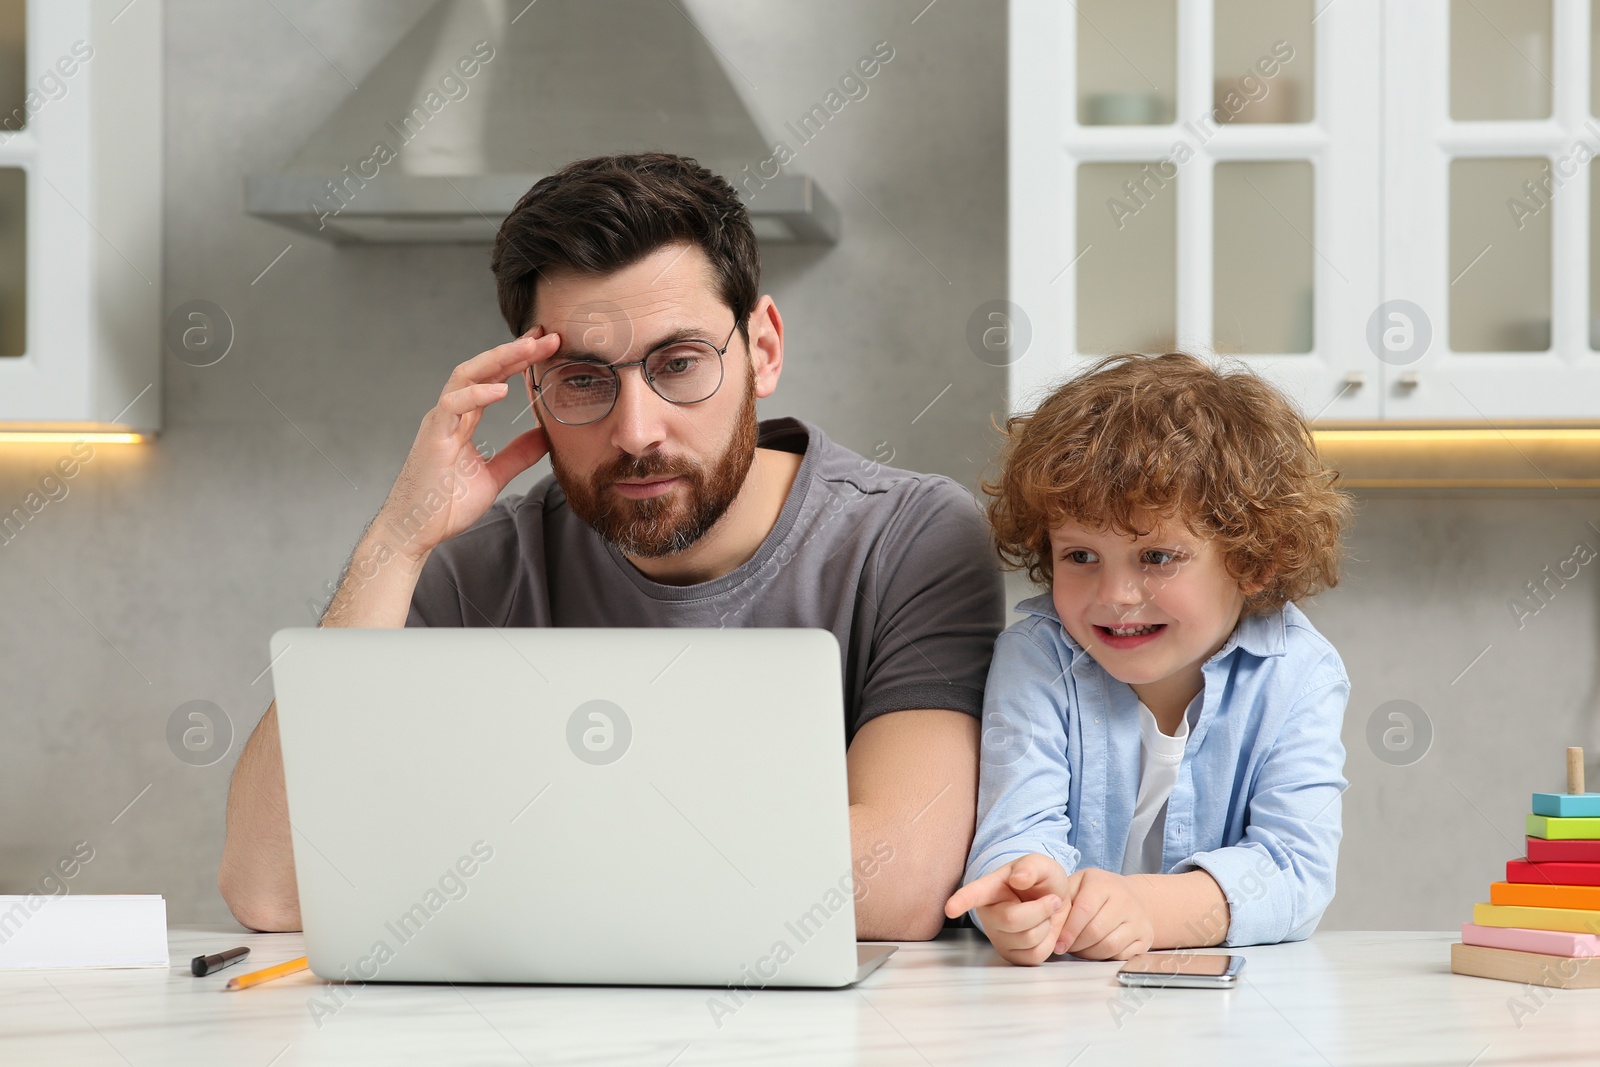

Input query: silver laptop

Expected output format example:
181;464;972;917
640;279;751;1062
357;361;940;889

269;626;895;988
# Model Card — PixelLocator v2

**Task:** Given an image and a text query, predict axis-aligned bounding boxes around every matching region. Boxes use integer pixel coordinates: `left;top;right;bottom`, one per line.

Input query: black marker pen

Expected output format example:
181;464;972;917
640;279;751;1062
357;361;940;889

191;946;250;976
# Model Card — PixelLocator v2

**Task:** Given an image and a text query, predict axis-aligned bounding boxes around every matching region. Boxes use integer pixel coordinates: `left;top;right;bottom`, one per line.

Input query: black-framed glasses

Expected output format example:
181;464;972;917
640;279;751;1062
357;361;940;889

529;320;738;426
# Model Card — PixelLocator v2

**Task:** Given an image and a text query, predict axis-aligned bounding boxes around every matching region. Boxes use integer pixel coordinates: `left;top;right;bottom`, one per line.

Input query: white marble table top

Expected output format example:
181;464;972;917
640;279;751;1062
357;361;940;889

0;927;1592;1065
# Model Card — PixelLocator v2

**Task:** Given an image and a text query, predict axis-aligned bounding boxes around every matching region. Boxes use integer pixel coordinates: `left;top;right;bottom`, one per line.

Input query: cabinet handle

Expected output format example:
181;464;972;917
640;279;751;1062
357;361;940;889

1397;371;1420;389
1343;371;1366;388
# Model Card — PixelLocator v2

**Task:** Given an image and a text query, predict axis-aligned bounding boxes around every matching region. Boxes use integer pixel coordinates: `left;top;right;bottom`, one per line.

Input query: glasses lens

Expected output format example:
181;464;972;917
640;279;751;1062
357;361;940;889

542;362;617;424
645;341;722;404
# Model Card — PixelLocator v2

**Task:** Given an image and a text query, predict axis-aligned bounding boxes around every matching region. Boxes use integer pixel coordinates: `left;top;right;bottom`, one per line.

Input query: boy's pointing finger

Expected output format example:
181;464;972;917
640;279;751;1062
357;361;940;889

944;866;1017;917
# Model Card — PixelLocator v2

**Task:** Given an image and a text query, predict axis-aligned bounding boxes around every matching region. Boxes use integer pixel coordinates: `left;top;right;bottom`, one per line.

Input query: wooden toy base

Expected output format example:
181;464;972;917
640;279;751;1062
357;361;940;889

1451;942;1600;988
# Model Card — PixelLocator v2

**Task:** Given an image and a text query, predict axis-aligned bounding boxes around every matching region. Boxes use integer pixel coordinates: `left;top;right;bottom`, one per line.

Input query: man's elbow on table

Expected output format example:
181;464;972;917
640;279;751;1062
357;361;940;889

218;860;302;933
866;908;950;943
855;877;954;942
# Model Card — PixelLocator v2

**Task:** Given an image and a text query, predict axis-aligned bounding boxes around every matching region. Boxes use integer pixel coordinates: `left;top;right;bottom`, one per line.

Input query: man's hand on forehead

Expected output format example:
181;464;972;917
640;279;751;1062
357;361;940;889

512;326;560;385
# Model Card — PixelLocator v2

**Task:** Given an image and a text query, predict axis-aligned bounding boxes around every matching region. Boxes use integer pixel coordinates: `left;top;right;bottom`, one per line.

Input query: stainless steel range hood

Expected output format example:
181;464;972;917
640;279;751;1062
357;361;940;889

246;0;839;244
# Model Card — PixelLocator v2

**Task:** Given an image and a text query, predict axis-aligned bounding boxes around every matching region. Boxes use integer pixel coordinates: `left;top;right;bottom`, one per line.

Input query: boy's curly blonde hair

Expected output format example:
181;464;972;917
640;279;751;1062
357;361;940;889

985;352;1353;615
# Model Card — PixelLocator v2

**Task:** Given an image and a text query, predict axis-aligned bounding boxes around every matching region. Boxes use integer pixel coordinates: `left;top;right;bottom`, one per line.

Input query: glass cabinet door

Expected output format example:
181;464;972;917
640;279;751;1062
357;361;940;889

0;1;23;360
0;0;162;432
1075;0;1176;126
1214;0;1315;124
1213;160;1315;355
1383;0;1600;419
1074;160;1178;354
0;166;26;358
1010;0;1381;422
1018;0;1600;423
1448;157;1551;354
1451;0;1552;121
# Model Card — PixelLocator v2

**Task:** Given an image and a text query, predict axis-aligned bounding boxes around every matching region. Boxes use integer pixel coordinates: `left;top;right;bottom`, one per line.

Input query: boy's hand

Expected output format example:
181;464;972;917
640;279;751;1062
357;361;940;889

1052;868;1155;961
944;853;1075;966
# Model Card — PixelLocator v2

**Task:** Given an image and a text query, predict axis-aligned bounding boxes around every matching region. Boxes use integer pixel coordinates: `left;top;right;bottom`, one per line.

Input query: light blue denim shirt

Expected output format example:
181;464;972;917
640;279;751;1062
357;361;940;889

965;593;1349;947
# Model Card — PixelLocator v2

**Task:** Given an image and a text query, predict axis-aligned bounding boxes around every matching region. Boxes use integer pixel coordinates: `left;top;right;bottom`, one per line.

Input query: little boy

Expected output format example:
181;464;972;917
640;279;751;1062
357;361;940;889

946;352;1353;965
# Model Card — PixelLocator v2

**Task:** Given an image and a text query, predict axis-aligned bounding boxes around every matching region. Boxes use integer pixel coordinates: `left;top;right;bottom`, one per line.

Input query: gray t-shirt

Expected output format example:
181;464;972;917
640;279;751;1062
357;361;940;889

406;417;1004;741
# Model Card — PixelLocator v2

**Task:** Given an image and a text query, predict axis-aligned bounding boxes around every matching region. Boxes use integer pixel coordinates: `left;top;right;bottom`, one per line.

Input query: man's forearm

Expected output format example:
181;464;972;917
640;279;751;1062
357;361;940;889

218;701;299;930
844;709;980;942
319;527;432;628
1127;869;1231;949
218;530;429;930
849;797;973;941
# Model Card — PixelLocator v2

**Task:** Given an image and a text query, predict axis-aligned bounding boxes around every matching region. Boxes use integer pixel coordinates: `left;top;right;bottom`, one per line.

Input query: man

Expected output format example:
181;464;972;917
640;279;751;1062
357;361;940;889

220;153;1003;940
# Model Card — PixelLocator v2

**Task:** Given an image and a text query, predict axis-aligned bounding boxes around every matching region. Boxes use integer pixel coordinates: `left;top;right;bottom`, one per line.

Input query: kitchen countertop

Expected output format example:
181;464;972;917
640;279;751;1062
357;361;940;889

1;926;1589;1065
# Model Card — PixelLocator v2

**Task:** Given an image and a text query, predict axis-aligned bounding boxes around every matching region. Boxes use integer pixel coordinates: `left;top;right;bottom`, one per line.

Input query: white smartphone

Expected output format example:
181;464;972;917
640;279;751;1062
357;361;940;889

1115;952;1245;989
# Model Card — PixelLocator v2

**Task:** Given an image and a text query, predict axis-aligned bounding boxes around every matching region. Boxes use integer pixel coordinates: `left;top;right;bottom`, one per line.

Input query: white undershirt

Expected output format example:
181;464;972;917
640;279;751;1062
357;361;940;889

1120;697;1195;876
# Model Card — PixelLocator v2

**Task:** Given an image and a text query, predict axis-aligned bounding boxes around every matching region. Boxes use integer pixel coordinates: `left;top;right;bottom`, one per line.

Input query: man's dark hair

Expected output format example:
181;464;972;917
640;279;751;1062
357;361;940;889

491;152;760;344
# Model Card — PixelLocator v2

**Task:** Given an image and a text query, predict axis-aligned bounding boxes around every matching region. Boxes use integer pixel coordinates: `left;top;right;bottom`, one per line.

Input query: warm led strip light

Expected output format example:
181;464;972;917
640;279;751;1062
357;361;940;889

0;428;1593;460
1312;426;1600;487
0;431;150;444
1315;428;1600;444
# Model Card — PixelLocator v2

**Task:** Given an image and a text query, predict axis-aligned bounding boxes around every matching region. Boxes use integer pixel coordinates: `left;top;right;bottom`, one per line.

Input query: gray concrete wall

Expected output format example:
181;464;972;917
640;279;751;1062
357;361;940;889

0;0;1593;933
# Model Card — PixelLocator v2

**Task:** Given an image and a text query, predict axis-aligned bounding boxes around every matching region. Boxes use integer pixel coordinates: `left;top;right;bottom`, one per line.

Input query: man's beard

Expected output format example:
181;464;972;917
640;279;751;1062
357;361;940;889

550;377;759;559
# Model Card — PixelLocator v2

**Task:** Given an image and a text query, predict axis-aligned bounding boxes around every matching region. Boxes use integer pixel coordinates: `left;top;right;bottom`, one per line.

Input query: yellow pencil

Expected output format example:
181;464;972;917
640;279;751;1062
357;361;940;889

223;955;309;991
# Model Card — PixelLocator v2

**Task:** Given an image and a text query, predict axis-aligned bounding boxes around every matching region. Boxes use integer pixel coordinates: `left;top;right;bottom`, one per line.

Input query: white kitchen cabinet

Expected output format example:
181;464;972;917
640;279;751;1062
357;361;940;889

0;0;161;435
1381;0;1600;420
1010;0;1600;425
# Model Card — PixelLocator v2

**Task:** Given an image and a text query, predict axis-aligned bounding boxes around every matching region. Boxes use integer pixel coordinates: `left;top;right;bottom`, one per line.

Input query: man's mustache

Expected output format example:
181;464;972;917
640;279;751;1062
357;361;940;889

596;450;694;486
